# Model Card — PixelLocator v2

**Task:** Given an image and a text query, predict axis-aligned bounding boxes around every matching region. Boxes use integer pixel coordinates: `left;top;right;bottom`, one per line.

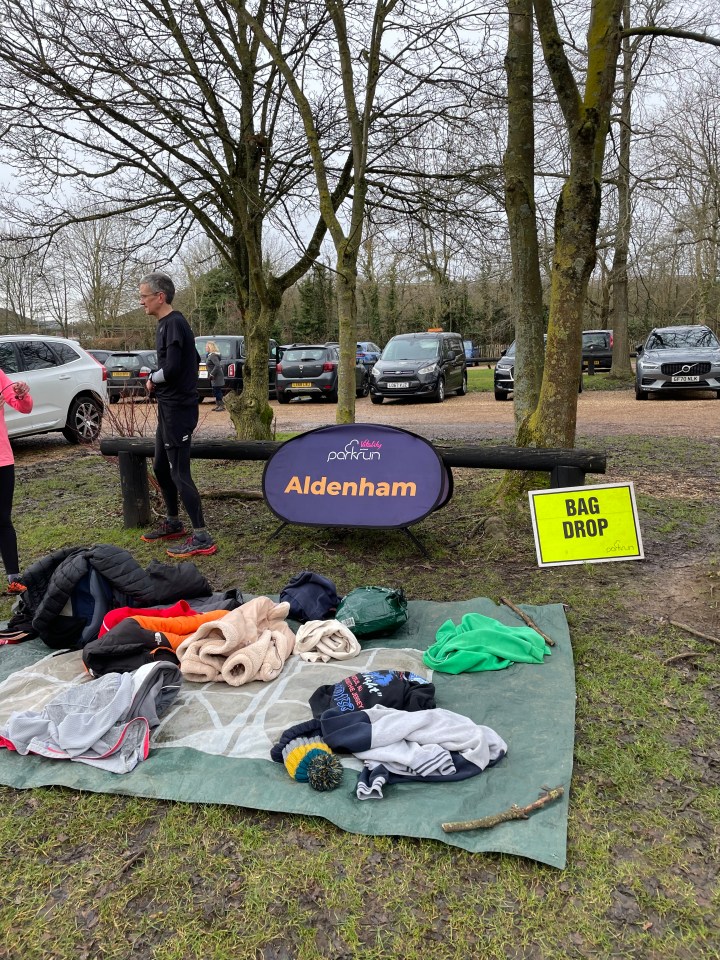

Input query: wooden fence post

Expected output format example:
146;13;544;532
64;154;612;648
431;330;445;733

118;450;151;527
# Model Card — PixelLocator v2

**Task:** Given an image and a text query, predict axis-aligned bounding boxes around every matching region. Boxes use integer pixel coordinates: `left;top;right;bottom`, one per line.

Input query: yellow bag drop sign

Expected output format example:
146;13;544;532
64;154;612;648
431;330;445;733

529;482;643;567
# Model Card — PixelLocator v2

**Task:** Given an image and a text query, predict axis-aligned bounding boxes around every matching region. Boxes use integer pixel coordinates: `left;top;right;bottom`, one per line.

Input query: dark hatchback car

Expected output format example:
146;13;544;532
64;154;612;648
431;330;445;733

369;332;467;403
494;337;582;400
195;335;278;399
635;324;720;400
105;350;158;402
275;343;370;403
582;329;613;370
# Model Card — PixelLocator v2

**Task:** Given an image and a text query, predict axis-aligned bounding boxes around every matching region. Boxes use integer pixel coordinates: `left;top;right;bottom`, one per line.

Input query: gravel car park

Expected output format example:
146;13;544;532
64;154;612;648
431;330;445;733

635;324;720;400
0;334;107;443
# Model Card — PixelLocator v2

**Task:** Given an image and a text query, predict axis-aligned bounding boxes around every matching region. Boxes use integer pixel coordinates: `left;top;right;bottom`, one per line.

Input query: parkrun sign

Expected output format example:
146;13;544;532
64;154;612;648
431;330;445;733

262;424;452;529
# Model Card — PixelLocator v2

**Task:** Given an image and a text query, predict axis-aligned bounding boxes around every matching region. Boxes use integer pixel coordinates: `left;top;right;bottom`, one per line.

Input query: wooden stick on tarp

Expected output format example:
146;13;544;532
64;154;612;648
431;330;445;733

442;785;565;833
499;597;555;647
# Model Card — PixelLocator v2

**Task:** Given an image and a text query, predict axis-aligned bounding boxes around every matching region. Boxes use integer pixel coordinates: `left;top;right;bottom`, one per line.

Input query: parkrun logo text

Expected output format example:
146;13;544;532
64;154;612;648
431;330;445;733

284;475;417;497
327;438;382;463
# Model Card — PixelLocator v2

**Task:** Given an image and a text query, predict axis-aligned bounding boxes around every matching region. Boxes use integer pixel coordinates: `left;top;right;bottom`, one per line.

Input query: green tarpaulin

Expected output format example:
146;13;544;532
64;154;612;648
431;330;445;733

0;598;574;867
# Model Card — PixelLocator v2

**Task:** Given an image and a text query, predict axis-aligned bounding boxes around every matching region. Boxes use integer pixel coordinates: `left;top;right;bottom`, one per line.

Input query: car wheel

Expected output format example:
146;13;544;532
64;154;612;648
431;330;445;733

456;373;468;396
62;396;103;444
635;386;648;400
494;389;510;401
356;375;370;398
109;395;119;404
370;394;383;405
432;378;445;403
327;390;339;403
276;391;290;404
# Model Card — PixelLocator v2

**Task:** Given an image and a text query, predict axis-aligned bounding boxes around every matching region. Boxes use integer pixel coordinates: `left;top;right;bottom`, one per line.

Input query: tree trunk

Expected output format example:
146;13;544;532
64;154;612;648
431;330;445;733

519;177;602;448
504;0;545;432
609;0;635;380
226;296;276;441
335;247;358;425
524;0;623;448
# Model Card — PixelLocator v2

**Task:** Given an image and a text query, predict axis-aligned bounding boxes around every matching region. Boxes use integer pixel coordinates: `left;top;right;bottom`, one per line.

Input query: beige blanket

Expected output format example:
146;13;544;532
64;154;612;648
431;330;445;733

177;596;296;686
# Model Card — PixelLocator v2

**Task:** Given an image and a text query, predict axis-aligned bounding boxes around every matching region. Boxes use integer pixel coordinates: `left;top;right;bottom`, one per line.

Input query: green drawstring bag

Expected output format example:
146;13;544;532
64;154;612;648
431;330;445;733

336;586;408;638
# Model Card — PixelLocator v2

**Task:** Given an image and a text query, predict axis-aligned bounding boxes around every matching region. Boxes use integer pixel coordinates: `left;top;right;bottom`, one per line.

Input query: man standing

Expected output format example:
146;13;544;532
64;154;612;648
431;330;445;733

139;272;217;557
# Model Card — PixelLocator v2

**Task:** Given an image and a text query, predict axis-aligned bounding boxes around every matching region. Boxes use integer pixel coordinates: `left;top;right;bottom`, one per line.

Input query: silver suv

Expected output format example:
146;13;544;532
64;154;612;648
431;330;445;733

0;335;107;443
635;325;720;400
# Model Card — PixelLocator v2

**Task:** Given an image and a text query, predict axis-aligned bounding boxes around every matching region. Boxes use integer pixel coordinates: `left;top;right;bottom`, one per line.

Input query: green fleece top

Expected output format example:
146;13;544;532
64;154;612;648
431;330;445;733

423;612;552;673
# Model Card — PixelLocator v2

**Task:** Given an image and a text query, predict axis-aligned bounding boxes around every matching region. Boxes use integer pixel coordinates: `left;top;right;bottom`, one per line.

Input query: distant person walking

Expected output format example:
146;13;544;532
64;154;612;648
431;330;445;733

205;341;226;411
139;272;217;557
0;371;33;593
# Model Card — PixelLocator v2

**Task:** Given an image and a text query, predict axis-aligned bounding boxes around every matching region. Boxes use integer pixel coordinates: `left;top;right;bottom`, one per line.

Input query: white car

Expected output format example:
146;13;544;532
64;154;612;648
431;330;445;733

0;335;108;443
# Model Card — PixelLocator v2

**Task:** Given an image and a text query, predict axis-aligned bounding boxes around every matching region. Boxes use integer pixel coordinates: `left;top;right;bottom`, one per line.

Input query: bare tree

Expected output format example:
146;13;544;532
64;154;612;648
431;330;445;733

233;1;494;422
0;0;350;438
0;233;43;330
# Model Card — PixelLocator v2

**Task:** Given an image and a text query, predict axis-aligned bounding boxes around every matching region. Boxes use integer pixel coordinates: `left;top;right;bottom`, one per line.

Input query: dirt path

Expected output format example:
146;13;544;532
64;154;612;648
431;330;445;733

266;388;720;440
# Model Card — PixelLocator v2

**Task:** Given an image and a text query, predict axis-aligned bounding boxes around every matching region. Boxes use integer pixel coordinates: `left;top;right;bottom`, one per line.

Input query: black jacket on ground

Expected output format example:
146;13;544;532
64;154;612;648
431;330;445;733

17;544;213;650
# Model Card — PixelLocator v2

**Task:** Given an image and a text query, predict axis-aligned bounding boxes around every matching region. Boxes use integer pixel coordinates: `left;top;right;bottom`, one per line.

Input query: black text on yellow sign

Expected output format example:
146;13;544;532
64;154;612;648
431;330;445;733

528;482;643;567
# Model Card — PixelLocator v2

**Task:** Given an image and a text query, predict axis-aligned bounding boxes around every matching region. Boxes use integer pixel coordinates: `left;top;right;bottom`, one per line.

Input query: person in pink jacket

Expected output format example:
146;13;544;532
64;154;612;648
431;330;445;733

0;370;33;593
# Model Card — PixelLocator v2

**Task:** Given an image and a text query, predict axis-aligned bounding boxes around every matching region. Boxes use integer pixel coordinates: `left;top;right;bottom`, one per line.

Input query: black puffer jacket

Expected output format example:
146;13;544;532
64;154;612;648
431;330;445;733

18;544;213;650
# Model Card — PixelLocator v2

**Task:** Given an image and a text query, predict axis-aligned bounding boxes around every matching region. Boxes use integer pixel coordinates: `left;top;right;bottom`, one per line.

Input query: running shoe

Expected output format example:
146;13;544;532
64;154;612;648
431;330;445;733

166;533;217;558
141;519;186;543
6;580;26;595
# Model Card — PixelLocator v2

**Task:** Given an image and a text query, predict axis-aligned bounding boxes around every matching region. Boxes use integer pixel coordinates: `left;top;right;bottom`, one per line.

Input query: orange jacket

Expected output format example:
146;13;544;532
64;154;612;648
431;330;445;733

132;610;230;650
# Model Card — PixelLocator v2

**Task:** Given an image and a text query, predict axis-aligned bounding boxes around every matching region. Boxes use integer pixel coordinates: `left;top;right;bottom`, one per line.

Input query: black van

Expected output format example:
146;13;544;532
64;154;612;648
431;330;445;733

195;335;279;399
369;332;467;403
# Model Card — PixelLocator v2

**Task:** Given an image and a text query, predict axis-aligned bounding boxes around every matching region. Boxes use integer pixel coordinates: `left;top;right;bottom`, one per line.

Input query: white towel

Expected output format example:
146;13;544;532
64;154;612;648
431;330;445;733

294;619;361;663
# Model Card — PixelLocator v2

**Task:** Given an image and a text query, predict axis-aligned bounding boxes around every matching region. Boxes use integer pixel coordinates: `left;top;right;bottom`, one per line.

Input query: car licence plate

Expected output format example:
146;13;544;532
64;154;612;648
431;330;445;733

671;375;699;383
387;381;409;388
111;371;128;378
292;381;312;388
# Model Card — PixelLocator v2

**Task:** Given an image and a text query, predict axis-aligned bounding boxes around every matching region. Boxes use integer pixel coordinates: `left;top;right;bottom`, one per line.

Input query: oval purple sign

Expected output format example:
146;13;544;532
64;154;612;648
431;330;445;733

262;423;451;528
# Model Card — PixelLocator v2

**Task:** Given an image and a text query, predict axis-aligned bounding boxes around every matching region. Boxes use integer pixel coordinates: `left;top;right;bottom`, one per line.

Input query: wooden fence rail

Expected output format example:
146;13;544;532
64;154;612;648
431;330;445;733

100;436;607;529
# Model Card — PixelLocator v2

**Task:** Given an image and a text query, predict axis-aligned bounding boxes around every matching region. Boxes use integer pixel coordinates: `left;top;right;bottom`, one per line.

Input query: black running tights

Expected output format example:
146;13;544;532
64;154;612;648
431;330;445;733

0;464;19;576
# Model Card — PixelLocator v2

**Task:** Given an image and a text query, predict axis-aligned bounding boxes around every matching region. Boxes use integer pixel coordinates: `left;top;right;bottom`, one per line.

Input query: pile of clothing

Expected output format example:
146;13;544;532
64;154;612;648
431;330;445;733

271;669;508;800
0;557;552;792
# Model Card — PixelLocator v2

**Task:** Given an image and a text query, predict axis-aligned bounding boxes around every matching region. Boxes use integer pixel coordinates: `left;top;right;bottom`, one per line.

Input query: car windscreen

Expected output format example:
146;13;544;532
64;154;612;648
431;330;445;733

195;338;242;360
646;328;720;350
282;349;325;362
105;354;144;371
381;339;439;361
583;333;608;348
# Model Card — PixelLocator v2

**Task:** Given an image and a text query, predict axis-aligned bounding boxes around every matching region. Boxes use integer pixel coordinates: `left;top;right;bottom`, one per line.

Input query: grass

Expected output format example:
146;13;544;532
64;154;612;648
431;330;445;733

0;434;719;959
467;365;634;396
